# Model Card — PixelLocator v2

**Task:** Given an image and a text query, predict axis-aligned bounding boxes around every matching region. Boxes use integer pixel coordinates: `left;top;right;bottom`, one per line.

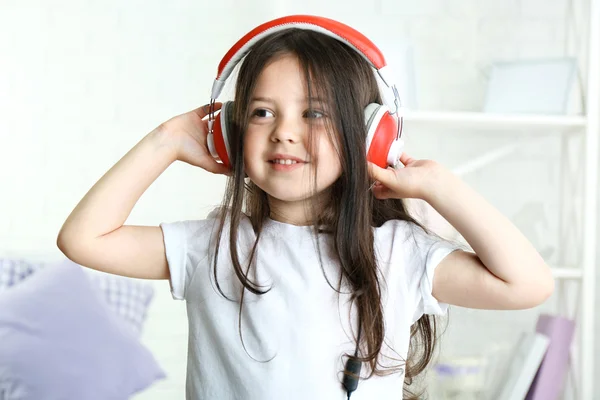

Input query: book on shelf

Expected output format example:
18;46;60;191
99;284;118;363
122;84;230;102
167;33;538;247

495;332;550;400
525;314;576;400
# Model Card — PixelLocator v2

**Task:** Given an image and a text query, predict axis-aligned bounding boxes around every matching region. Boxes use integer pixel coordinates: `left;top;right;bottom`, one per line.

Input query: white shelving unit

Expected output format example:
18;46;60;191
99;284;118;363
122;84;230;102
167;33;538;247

403;1;599;398
404;110;587;132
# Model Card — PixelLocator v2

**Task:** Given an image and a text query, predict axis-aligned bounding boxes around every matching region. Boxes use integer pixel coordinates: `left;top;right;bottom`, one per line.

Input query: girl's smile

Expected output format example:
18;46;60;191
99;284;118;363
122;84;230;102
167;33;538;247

268;153;309;172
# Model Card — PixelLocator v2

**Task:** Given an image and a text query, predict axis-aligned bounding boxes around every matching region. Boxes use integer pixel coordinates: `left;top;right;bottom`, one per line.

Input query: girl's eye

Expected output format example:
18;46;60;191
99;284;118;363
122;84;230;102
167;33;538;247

304;109;325;119
251;108;274;118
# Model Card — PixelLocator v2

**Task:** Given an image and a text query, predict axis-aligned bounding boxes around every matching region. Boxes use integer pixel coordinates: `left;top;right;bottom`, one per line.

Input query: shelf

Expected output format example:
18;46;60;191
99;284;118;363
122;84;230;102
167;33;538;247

551;266;583;280
402;110;587;133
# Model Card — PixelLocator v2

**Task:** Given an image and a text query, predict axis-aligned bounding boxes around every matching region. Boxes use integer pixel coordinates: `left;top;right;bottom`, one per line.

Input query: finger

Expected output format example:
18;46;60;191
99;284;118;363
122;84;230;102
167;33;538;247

368;162;396;188
203;159;232;176
192;102;223;119
399;152;414;166
367;162;384;180
371;183;393;200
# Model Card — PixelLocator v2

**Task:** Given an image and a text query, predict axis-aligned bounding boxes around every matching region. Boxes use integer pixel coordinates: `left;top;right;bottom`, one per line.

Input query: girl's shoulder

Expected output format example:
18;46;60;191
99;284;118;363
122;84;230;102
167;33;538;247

161;206;258;243
160;207;228;243
374;218;459;258
374;218;425;241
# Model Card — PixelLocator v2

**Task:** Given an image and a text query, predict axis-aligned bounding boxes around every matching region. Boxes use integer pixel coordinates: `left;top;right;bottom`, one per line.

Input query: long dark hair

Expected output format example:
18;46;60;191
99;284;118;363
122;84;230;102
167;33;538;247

211;28;440;399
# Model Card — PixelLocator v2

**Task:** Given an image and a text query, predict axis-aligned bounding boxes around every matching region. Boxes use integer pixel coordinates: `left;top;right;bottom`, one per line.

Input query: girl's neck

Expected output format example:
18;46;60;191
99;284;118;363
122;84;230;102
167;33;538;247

267;194;330;226
268;205;312;226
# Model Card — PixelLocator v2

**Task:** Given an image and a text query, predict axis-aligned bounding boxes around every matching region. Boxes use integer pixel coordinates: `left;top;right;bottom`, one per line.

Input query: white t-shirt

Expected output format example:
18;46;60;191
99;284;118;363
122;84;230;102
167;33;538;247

160;209;460;400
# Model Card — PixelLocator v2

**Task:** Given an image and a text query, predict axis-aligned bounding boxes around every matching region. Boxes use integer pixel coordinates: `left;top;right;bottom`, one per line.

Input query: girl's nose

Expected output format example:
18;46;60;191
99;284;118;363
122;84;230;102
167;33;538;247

270;115;302;144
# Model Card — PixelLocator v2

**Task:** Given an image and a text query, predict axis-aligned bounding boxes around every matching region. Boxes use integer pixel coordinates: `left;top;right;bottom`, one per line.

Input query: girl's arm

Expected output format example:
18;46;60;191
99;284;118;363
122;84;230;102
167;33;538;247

368;154;554;310
57;104;228;279
424;168;554;309
57;129;175;279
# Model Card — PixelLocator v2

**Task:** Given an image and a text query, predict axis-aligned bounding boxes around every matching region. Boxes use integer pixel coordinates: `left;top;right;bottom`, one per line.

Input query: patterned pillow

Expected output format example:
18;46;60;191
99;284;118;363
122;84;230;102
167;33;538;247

0;258;154;337
0;259;43;290
85;267;155;336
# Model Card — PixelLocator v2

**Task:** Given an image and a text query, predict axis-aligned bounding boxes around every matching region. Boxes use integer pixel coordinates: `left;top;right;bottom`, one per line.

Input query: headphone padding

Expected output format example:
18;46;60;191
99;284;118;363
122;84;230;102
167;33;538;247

364;103;381;131
212;101;234;168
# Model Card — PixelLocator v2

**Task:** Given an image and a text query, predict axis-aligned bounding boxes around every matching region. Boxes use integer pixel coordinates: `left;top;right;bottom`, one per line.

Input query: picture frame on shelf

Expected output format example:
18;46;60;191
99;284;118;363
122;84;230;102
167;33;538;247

483;58;580;115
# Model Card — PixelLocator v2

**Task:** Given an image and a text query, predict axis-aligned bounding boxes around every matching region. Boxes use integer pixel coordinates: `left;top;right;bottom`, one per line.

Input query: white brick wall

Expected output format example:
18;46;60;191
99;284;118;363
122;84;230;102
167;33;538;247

1;0;597;398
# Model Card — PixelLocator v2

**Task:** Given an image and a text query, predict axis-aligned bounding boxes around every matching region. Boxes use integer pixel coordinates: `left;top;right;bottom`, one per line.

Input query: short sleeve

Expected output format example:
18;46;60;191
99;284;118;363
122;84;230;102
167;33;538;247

375;219;462;325
405;224;461;324
160;209;221;301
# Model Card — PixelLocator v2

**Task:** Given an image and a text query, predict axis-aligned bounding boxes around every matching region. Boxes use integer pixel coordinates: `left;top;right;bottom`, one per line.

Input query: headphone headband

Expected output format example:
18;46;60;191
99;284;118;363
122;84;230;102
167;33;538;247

210;15;398;103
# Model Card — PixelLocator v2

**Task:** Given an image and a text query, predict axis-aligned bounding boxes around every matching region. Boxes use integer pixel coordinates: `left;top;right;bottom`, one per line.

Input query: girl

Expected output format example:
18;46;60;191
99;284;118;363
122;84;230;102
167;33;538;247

57;16;554;400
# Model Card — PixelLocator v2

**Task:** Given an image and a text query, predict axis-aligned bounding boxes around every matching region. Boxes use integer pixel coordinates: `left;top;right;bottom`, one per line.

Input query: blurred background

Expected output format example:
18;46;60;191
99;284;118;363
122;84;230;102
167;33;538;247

0;0;598;399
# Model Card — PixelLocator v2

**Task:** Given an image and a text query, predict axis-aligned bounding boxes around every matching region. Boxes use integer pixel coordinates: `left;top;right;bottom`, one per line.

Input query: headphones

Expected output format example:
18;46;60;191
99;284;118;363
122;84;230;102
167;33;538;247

205;15;405;171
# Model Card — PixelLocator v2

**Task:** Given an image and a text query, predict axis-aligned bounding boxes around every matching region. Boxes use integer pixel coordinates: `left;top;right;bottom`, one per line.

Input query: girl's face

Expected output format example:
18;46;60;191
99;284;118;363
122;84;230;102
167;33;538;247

243;54;343;223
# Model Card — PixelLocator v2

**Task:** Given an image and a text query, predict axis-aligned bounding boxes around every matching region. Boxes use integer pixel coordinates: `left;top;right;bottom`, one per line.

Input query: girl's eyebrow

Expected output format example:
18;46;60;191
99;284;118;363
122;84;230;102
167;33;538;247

250;96;326;104
250;96;274;104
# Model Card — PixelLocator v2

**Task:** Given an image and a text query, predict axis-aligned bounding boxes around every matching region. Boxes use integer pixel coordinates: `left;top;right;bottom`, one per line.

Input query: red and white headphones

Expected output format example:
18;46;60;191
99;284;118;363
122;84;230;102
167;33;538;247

206;15;404;170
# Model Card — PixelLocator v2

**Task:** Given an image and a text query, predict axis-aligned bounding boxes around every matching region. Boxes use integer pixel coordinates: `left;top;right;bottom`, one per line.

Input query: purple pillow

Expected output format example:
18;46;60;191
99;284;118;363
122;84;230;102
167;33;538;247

0;260;165;399
1;258;154;337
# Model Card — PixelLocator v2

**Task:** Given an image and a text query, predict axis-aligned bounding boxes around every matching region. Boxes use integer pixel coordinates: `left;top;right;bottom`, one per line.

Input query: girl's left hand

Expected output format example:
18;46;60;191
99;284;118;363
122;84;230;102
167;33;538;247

367;153;445;200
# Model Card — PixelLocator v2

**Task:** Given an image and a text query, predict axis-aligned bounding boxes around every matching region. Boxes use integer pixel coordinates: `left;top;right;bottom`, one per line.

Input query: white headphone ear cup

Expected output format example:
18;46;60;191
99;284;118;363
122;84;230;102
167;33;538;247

221;101;233;149
363;103;381;134
211;101;234;168
220;101;234;164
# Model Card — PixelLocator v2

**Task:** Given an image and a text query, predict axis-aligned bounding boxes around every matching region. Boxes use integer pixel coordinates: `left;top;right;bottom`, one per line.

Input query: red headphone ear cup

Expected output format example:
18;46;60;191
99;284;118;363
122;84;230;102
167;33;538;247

364;103;399;168
211;101;234;169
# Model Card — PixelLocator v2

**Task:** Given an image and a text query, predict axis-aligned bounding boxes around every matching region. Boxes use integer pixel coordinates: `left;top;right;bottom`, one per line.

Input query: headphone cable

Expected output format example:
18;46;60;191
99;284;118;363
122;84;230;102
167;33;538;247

343;316;362;399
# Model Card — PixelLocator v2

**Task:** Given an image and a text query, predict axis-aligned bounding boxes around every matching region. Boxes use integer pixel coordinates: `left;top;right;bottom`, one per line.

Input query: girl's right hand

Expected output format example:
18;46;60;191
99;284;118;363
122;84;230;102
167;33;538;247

159;103;231;175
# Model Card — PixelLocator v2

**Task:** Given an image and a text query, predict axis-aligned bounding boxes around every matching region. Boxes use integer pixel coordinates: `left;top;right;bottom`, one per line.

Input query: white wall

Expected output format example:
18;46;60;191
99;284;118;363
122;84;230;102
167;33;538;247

1;0;597;399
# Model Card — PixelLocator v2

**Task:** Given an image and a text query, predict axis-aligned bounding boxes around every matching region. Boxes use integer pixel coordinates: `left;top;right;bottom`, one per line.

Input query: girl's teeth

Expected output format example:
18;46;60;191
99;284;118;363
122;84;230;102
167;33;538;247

275;159;297;164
